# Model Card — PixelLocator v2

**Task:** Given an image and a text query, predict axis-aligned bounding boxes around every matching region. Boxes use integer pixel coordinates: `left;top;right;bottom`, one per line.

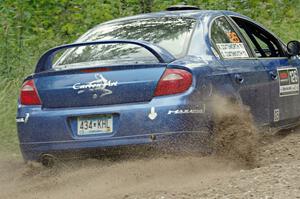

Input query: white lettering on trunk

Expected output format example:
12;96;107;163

73;74;118;97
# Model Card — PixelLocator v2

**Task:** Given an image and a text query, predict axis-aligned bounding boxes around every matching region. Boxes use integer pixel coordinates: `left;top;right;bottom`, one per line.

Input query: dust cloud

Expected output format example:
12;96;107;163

210;95;260;167
0;154;242;199
1;95;299;198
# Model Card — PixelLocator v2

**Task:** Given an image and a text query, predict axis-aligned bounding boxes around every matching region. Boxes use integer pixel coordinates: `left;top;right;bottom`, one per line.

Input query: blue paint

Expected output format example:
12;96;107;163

17;10;300;161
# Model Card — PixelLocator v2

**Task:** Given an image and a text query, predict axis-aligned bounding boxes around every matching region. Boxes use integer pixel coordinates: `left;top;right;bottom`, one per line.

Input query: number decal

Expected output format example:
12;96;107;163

274;109;280;122
278;67;299;97
289;70;299;83
227;32;240;43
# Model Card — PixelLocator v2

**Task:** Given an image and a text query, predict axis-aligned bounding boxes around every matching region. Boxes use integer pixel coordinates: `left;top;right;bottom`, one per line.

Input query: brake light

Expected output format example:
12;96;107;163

80;67;110;73
20;79;41;105
154;69;192;96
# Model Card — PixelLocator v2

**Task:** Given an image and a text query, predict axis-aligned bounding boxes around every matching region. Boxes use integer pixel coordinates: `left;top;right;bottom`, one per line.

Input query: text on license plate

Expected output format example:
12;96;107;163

77;115;113;135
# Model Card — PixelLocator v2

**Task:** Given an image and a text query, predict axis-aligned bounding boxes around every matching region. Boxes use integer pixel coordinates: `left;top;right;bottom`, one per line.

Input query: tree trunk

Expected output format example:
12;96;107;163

140;0;153;13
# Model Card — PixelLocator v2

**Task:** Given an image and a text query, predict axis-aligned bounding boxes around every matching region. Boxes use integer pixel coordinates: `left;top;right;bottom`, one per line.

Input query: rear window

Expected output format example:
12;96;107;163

54;17;196;69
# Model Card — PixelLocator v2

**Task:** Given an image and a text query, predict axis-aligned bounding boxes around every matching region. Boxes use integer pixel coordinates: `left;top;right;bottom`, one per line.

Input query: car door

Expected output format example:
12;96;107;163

210;16;271;125
230;16;300;126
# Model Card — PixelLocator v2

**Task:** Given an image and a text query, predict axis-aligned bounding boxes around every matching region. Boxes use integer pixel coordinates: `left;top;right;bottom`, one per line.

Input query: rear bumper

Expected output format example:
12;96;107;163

17;96;209;161
19;130;210;161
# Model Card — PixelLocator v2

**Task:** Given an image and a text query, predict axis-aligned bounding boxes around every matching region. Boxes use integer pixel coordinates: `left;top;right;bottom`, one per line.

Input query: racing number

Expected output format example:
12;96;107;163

227;32;240;43
278;68;299;97
289;70;299;83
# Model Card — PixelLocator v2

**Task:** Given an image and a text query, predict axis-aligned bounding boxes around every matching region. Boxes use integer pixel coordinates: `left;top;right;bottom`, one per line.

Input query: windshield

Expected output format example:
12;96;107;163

54;17;196;69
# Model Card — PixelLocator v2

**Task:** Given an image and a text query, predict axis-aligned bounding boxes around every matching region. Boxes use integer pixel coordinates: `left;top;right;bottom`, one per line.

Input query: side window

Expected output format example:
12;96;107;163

231;17;286;58
211;17;250;59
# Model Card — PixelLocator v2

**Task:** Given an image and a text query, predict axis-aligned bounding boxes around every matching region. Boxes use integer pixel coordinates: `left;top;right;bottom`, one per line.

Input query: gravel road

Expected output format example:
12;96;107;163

1;99;300;199
0;129;300;199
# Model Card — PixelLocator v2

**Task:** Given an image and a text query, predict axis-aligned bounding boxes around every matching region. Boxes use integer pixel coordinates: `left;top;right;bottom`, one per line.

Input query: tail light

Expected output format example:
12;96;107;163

20;79;41;105
154;69;192;96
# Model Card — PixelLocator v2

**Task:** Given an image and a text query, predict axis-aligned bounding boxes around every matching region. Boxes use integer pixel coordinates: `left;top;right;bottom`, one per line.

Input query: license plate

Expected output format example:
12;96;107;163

77;115;113;135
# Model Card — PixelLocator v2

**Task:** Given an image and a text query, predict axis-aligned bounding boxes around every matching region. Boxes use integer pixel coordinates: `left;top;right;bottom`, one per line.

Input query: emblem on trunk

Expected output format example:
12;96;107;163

73;74;118;97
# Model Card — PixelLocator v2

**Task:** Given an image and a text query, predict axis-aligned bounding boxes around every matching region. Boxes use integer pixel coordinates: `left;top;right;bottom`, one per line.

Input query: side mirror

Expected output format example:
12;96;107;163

287;40;300;56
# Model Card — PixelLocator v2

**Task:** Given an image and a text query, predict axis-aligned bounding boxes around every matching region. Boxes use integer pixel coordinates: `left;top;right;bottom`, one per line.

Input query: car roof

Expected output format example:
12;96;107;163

101;10;240;25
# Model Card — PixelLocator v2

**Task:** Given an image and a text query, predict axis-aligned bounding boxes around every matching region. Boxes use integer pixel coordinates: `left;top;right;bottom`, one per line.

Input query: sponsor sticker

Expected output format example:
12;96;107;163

278;67;299;97
148;107;157;120
216;43;249;59
16;113;30;123
168;105;206;115
274;109;280;122
73;74;118;97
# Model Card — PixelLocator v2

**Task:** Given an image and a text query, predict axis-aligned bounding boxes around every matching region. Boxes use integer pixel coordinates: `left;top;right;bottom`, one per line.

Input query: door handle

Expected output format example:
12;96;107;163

269;71;278;80
235;74;244;84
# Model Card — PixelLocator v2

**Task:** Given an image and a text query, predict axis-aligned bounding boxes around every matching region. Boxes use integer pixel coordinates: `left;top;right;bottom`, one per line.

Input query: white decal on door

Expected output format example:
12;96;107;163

216;43;249;58
274;109;280;122
278;67;299;97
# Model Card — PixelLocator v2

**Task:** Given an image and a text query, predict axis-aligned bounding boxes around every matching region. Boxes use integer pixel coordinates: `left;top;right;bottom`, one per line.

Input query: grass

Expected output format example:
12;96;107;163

0;78;22;153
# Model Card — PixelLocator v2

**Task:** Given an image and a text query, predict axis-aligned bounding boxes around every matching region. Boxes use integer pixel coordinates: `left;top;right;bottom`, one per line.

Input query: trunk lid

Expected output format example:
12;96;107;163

34;65;166;108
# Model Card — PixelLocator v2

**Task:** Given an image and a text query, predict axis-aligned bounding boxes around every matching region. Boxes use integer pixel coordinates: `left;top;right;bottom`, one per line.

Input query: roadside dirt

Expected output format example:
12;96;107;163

1;98;300;198
1;130;300;199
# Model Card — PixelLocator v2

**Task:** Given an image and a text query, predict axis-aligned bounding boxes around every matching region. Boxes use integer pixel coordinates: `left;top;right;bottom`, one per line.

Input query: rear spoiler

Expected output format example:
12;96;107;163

35;40;176;73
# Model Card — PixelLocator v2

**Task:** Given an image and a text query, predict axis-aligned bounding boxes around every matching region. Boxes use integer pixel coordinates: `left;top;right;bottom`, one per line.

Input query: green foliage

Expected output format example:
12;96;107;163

0;0;299;152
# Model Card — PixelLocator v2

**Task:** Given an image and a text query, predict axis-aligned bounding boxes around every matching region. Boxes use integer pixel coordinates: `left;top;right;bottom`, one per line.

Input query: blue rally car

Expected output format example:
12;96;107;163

17;5;300;163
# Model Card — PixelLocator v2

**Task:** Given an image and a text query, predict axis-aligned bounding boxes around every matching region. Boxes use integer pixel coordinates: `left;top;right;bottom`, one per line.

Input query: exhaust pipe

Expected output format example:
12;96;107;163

39;154;56;167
